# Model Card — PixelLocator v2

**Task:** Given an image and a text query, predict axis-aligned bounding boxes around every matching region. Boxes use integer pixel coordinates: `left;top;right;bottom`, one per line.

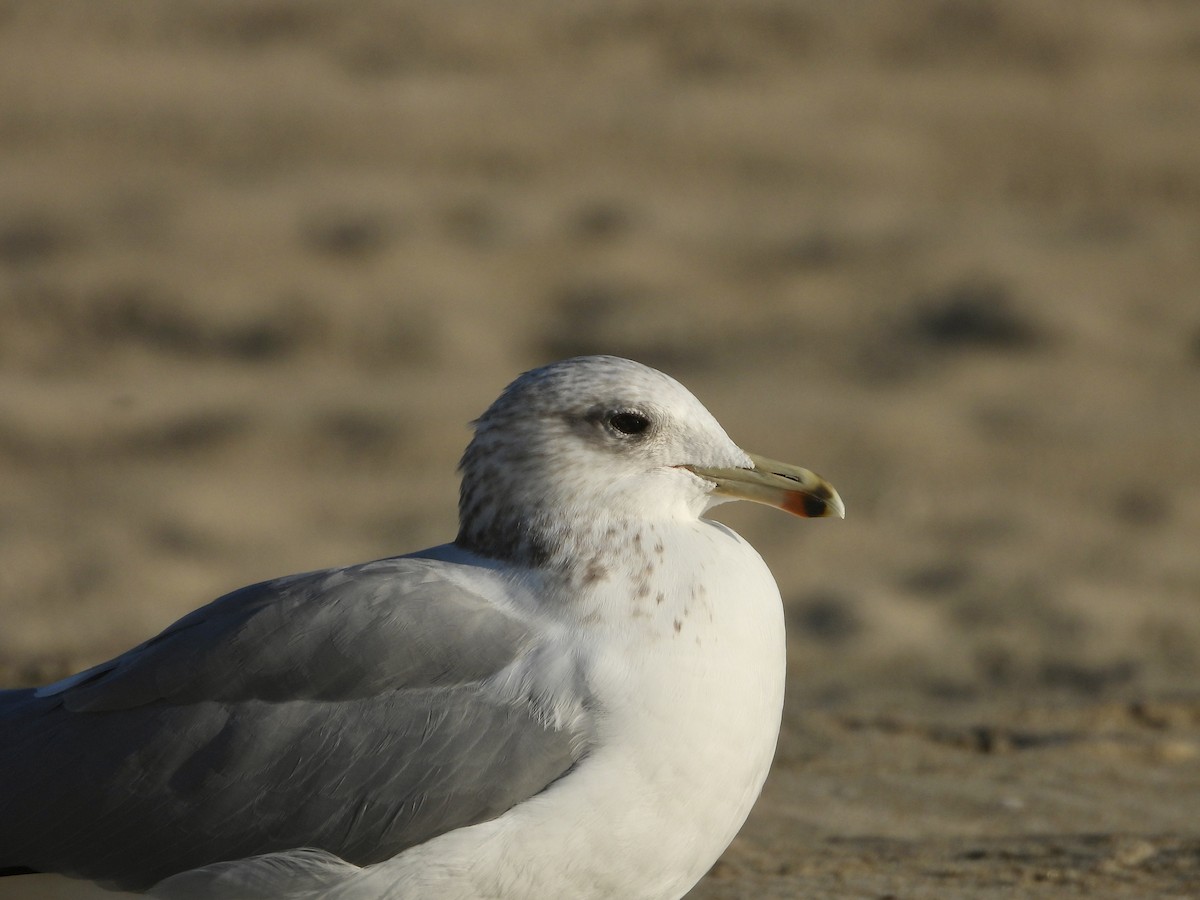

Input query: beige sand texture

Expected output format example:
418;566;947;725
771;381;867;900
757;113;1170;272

1;2;1199;897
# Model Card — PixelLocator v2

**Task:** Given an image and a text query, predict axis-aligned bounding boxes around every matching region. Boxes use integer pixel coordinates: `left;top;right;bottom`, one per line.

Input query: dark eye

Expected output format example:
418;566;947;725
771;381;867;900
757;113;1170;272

608;411;651;436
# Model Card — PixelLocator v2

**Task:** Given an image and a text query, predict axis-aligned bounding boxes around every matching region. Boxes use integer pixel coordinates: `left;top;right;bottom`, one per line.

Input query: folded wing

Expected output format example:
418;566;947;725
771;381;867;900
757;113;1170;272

0;555;588;891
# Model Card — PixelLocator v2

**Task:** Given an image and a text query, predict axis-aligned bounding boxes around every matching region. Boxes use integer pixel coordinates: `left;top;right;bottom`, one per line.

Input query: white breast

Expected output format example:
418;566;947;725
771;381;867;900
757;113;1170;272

360;519;787;900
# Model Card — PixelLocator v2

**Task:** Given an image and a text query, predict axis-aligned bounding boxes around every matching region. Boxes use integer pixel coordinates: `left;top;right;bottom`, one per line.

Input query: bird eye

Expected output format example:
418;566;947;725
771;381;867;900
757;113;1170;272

608;411;651;436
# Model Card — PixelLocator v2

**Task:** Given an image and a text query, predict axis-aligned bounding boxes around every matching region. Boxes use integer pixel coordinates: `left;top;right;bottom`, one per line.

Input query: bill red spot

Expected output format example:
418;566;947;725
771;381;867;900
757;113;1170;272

781;491;831;518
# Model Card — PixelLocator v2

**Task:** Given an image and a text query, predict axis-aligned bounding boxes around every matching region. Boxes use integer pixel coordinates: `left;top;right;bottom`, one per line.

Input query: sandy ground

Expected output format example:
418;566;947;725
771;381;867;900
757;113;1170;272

2;2;1199;897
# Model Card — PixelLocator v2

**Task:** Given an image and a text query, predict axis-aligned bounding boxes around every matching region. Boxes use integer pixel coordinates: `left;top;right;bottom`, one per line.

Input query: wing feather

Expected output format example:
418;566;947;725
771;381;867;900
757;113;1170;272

0;552;588;891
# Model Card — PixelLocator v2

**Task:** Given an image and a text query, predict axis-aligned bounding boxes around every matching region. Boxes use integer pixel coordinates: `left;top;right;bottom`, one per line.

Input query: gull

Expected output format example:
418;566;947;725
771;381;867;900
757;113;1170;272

0;355;843;900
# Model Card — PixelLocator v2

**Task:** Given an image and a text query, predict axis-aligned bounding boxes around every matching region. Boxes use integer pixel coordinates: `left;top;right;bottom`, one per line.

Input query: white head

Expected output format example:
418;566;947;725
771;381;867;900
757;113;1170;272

456;356;743;563
456;356;842;568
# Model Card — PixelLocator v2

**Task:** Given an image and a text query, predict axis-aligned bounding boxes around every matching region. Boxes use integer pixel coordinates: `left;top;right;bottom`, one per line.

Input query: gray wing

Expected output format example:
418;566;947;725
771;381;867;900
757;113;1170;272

0;554;589;892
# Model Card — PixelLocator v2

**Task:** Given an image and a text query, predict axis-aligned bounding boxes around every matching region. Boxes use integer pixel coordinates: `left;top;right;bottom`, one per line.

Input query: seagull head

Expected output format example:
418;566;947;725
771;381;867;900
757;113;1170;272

455;356;842;567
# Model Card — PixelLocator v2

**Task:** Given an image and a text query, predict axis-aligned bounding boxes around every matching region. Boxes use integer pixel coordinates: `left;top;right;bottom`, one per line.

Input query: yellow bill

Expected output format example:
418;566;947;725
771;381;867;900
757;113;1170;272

681;452;845;519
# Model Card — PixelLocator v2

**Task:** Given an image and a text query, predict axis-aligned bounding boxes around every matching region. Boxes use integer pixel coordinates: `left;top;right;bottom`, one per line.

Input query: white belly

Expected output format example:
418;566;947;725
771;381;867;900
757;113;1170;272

358;520;787;900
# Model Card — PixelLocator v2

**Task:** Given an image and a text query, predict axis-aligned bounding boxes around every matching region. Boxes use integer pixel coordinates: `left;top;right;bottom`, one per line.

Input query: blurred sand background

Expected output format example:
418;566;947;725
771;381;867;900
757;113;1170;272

1;1;1199;897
